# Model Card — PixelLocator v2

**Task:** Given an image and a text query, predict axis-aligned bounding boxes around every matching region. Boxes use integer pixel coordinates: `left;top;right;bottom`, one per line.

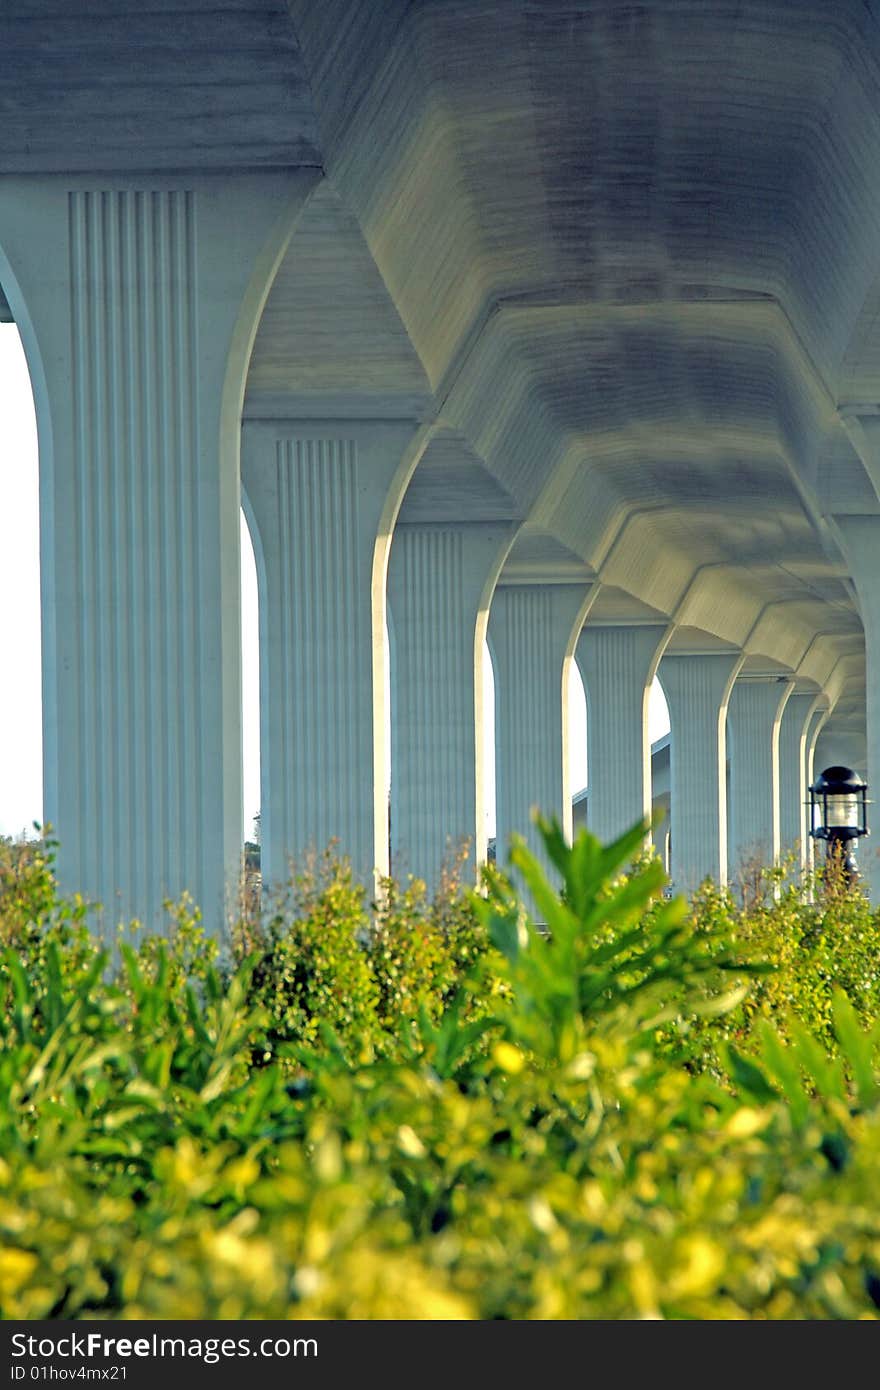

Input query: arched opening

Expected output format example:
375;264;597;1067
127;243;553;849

649;674;670;744
568;658;588;832
240;508;261;849
0;322;41;839
482;637;496;852
650;674;672;870
386;611;395;866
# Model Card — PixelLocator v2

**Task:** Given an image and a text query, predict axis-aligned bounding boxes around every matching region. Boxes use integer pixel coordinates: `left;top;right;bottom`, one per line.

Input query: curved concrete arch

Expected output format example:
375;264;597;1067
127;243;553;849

289;2;880;399
245;179;433;417
284;2;871;739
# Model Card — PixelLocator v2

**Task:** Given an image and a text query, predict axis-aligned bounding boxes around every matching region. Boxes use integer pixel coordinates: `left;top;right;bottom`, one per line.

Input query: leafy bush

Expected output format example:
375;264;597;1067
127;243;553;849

4;821;880;1318
234;847;381;1063
233;842;494;1064
0;834;100;1037
672;863;880;1076
367;845;495;1041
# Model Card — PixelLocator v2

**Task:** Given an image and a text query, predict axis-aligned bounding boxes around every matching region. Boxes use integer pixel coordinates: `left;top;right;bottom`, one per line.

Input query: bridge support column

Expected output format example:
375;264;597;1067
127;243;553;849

0;173;317;934
659;651;743;894
803;704;828;870
829;515;880;895
488;584;591;880
777;692;820;870
575;623;668;846
387;522;514;888
726;676;793;888
242;418;420;889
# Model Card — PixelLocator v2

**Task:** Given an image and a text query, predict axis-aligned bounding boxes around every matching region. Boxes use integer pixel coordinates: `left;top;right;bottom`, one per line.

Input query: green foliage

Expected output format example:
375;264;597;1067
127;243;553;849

234;843;494;1064
4;820;880;1318
369;875;449;1034
368;844;496;1044
235;847;381;1062
472;816;753;1062
120;892;220;996
0;833;101;1036
672;863;880;1076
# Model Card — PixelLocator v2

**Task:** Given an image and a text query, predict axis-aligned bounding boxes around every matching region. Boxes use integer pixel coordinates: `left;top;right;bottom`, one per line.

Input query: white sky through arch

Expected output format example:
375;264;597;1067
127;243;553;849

0;324;41;837
240;512;261;842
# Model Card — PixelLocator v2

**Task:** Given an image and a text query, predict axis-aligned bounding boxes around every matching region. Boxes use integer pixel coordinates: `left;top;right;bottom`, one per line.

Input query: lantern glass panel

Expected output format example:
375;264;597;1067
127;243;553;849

825;792;861;830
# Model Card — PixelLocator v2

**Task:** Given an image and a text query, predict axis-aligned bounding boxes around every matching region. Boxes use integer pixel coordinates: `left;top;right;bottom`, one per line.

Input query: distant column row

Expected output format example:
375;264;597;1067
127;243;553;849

575;645;823;895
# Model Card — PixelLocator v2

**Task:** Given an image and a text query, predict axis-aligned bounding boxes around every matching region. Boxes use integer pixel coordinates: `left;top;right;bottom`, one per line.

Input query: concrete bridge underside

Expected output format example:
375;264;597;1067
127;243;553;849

1;0;878;927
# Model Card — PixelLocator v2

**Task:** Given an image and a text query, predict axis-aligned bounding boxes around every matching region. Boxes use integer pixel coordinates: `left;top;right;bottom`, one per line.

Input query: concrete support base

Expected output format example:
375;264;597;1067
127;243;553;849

388;522;514;889
575;623;667;846
659;651;743;893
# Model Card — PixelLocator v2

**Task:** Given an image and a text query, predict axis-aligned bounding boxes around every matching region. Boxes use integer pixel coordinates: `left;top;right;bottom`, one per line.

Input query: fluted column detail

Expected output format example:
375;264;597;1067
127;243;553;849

489;584;590;879
388;522;513;887
242;419;417;888
575;624;667;845
0;173;317;934
726;677;793;883
67;190;203;926
279;440;366;868
777;693;819;867
659;651;743;892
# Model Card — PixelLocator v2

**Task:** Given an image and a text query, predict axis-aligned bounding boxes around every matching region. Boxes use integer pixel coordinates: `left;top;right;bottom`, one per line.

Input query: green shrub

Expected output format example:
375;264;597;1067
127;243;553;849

120;892;220;997
234;847;381;1063
670;865;880;1078
4;820;880;1318
233;842;495;1064
0;833;101;1039
367;844;495;1045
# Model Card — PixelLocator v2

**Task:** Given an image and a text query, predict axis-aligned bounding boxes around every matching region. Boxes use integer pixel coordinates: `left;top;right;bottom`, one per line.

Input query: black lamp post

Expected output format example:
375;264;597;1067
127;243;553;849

808;765;869;885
